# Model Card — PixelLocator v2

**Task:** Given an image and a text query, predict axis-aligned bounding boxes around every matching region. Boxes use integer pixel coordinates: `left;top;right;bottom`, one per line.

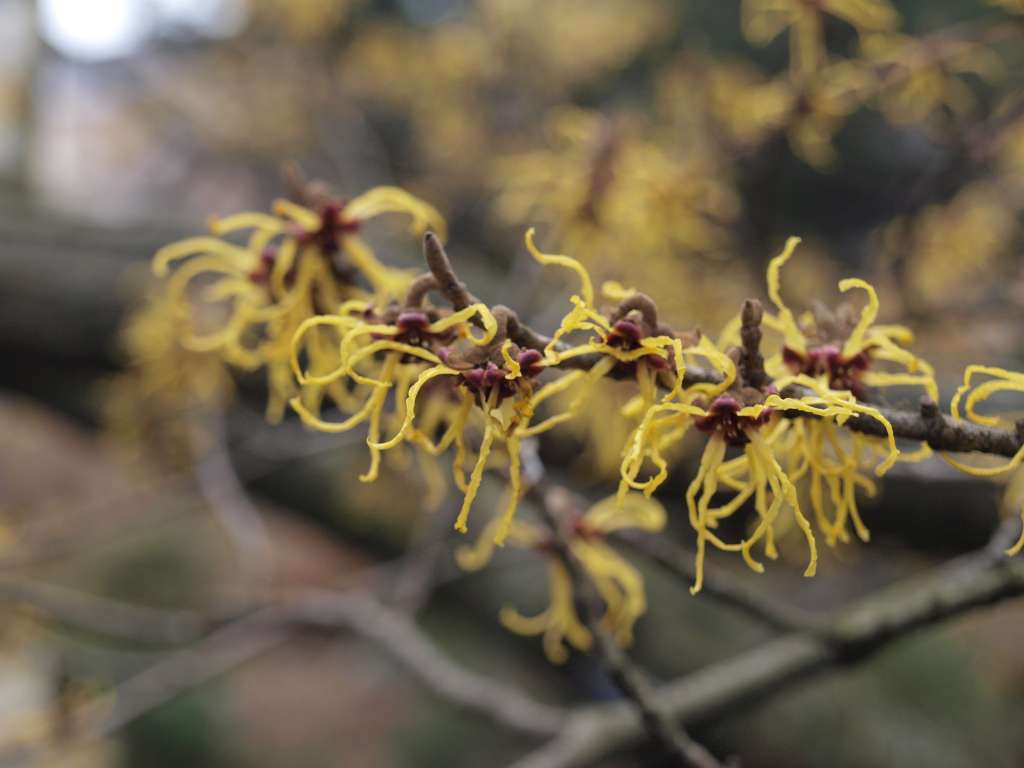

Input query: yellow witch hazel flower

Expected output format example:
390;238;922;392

494;108;740;271
755;236;938;401
456;494;665;664
859;33;1005;126
523;228;703;489
103;290;232;465
288;274;494;488
941;366;1024;556
289;235;592;545
152;186;443;422
525;228;686;411
620;242;912;593
742;0;900;80
718;237;936;549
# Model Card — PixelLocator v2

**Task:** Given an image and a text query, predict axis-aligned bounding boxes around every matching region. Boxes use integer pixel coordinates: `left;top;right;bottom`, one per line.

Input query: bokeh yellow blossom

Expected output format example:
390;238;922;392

456;494;665;664
152;187;442;422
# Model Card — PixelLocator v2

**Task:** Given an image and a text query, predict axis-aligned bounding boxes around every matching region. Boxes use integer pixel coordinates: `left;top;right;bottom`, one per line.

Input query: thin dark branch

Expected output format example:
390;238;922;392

0;577;211;646
533;485;723;768
0;588;568;766
512;517;1024;768
285;591;568;735
423;231;479;311
421;235;1024;459
404;273;441;308
191;407;273;586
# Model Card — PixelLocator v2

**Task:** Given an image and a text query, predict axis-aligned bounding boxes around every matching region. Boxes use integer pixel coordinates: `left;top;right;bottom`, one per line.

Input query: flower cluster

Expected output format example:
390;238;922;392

151;186;443;423
134;178;1024;663
288;230;599;545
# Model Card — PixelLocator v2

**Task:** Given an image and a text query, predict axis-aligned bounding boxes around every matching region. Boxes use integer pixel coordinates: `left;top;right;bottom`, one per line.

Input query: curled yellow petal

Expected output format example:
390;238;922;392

765;236;806;353
524;227;594;306
346;186;447;240
585;494;667;534
428;304;498;347
271;198;320;230
493;435;522;545
208;211;284;237
371;364;458;451
838;277;879;359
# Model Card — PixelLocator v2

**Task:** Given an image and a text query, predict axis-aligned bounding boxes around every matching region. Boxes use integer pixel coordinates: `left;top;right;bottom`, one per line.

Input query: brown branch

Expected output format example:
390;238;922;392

284;591;568;735
494;304;556;353
81;592;566;740
404;273;441;308
843;396;1023;458
420;234;1024;459
1;586;567;765
512;517;1024;768
423;231;479;311
191;407;273;586
0;576;211;646
13;496;1022;767
534;485;723;768
610;294;660;336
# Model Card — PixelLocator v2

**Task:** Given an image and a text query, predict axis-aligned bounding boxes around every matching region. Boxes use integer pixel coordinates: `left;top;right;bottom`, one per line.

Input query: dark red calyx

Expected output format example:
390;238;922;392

695;394;770;447
295;201;360;255
783;343;870;397
459;360;522;402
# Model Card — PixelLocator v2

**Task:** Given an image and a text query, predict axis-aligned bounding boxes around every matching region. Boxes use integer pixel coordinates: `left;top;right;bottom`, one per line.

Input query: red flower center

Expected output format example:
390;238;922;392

783;343;869;397
694;394;772;446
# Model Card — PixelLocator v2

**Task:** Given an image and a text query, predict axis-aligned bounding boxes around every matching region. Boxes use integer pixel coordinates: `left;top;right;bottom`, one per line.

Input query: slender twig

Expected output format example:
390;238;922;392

1;587;568;767
424;231;479;311
286;591;568;734
404;273;442;308
511;517;1024;768
191;407;273;586
10;517;1024;768
83;591;565;740
85;607;289;739
533;485;723;768
0;576;211;646
422;235;1024;460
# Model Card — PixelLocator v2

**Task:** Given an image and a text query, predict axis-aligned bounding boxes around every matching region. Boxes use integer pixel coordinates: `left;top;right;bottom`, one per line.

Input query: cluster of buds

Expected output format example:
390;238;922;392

440;344;546;403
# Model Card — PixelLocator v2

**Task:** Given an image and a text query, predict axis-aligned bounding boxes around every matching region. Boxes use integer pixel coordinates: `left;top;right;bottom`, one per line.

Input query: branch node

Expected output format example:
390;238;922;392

610;294;660;336
423;231;477;310
919;397;940;420
403;273;440;308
